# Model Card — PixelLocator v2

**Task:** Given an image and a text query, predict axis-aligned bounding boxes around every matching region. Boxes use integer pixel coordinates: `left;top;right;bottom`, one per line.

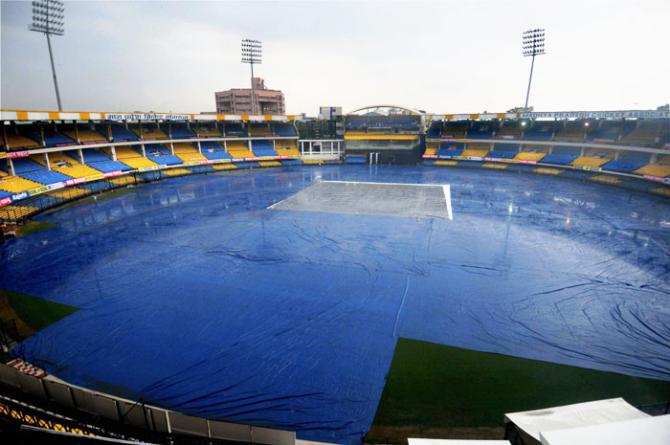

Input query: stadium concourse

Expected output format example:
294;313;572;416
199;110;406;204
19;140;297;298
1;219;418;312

0;107;669;445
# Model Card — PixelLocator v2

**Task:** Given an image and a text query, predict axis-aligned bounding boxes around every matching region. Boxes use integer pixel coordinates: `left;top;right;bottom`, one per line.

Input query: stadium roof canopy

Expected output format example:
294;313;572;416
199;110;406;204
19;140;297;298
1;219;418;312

504;398;650;442
348;105;425;116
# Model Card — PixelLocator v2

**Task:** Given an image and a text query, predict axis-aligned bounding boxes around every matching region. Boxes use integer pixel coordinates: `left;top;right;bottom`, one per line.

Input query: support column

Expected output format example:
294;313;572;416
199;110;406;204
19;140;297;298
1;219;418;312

78;148;84;164
8;158;15;176
44;152;51;170
111;146;117;161
141;143;146;157
196;140;202;153
169;142;175;155
74;121;80;144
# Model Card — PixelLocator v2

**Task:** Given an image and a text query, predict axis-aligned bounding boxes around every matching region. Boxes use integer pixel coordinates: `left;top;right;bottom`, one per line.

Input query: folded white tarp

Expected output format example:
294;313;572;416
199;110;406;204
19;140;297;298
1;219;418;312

539;413;670;445
409;439;511;445
504;398;649;441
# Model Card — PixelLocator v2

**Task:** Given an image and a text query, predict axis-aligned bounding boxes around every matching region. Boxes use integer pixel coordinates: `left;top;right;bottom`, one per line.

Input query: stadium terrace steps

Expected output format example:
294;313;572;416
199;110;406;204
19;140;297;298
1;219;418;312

114;146;157;168
173;143;207;162
4;133;40;149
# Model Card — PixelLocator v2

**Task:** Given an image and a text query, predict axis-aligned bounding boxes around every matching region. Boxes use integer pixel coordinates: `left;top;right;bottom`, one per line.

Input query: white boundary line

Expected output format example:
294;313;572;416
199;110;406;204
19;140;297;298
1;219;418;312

443;184;453;220
321;180;447;187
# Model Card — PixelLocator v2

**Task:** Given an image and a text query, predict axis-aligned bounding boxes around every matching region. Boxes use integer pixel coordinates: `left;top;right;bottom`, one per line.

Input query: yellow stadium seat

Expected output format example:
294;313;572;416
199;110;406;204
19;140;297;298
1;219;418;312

0;176;41;193
0;205;39;220
162;168;192;177
248;126;273;137
635;164;670;177
47;188;91;199
212;164;238;171
434;160;458;166
572;156;610;169
274;140;301;157
515;151;547;162
259;161;282;167
173;143;207;162
302;159;324;165
482;162;508;169
226;141;255;159
109;176;136;186
63;129;107;144
131;126;167;140
33;153;102;179
590;175;622;184
651;187;670;197
534;167;563;175
197;126;222;137
460;148;489;157
4;133;39;149
115;147;156;169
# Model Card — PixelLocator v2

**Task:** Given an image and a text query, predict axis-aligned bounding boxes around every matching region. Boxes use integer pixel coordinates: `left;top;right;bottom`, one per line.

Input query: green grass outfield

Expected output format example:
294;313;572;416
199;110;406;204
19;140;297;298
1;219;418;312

1;289;78;339
367;338;670;442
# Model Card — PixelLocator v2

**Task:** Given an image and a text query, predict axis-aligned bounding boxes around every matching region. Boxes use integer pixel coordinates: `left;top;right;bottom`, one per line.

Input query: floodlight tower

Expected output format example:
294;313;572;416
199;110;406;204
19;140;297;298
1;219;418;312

241;39;262;115
29;0;65;111
522;28;545;109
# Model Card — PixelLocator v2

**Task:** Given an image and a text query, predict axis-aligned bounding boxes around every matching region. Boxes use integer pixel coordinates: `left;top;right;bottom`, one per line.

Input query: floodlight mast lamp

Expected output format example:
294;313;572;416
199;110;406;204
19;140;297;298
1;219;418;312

29;0;65;111
241;39;262;115
522;28;546;109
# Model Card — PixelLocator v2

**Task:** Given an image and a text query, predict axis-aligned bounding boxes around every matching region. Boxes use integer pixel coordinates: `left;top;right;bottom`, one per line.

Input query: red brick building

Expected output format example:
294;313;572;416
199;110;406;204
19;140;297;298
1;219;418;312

215;78;285;115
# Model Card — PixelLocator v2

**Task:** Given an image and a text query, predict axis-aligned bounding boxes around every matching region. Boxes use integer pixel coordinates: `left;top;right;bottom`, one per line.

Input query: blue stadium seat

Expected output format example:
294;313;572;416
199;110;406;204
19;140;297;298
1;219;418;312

225;123;248;137
0;189;12;199
273;123;297;137
426;122;442;138
6;157;72;184
81;150;131;173
487;144;519;159
602;151;651;173
143;144;183;165
169;124;196;139
541;146;581;165
252;140;278;157
468;121;497;139
438;142;464;158
110;124;140;142
200;141;232;161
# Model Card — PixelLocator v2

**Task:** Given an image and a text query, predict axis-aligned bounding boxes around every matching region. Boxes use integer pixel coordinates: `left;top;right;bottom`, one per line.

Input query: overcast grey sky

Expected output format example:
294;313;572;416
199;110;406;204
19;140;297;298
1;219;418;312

1;0;668;115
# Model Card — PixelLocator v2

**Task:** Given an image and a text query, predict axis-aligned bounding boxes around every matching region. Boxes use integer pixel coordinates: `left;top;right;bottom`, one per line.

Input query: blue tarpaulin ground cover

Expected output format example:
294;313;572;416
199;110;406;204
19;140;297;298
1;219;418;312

1;165;669;444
